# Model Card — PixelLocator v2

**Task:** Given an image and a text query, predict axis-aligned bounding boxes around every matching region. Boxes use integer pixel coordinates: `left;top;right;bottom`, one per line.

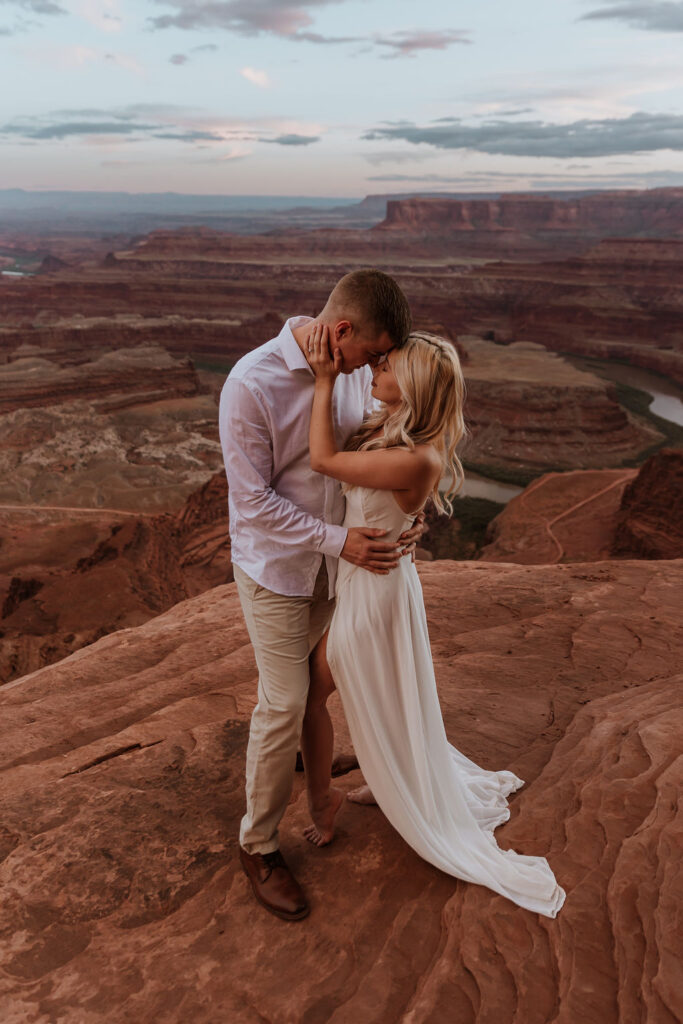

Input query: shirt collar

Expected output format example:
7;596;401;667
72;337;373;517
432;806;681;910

280;316;314;374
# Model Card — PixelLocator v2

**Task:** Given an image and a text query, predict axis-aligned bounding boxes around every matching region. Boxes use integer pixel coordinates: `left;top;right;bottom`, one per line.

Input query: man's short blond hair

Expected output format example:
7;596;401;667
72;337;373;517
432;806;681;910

324;269;412;348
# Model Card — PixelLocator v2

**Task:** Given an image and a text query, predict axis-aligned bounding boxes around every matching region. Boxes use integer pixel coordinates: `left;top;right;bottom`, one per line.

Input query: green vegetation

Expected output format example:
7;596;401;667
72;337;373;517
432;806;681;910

464;362;682;489
425;495;505;561
608;379;683;454
556;350;683;452
189;356;234;375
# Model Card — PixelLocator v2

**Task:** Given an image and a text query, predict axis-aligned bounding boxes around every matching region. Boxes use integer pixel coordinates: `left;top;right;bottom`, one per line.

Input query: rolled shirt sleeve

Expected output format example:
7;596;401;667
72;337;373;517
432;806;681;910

220;377;348;557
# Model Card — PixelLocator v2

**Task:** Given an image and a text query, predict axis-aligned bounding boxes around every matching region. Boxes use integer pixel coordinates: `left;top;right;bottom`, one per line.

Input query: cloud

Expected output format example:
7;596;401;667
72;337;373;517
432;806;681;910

0;105;322;152
74;0;122;32
373;28;470;57
147;0;346;35
482;107;535;117
192;145;252;162
103;51;145;75
363;149;437;166
146;1;469;55
1;119;159;139
578;2;683;31
363;111;683;158
288;29;360;42
153;128;224;141
366;168;683;188
0;0;65;13
17;43;145;74
240;66;270;87
260;133;320;145
169;43;221;61
367;173;472;184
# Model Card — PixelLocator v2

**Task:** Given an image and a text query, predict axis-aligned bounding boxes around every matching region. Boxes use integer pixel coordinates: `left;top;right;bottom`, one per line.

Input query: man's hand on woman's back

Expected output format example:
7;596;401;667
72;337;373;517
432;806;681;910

340;528;401;574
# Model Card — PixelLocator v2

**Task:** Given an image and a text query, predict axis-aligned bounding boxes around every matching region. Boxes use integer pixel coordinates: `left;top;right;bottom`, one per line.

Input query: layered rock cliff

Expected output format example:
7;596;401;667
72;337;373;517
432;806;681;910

458;337;663;477
0;345;203;415
612;448;683;559
0;473;231;684
378;188;683;238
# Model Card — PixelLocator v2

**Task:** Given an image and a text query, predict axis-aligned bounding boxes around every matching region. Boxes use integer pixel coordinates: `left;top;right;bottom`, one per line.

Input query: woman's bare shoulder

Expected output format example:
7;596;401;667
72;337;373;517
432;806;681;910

412;443;443;474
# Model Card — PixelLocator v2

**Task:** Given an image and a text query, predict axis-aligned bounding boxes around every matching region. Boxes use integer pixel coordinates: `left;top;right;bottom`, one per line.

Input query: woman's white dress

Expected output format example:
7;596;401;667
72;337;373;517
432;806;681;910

326;485;566;918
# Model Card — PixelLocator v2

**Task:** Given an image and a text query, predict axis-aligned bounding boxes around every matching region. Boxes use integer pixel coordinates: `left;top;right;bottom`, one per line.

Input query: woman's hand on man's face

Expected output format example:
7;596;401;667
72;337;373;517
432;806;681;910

306;322;342;382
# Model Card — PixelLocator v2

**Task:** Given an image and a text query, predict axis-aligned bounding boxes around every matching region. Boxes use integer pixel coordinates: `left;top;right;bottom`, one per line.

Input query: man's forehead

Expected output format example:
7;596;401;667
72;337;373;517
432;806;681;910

366;332;394;352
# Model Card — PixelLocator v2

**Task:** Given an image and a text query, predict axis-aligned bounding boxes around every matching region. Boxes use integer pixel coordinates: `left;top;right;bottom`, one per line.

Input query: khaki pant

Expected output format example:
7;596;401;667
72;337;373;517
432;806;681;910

233;560;335;854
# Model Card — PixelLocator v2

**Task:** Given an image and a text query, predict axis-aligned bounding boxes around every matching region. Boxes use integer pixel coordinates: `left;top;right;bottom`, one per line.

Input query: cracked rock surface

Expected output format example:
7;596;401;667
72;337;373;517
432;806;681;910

1;560;681;1023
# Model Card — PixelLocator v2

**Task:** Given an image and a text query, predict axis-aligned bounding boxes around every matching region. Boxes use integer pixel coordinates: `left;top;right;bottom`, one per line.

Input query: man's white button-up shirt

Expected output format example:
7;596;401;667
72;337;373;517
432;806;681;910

219;316;375;598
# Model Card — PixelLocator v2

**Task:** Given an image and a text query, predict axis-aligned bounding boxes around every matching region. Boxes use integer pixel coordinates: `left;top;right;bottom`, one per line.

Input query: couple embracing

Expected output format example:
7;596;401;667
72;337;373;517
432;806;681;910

219;269;565;923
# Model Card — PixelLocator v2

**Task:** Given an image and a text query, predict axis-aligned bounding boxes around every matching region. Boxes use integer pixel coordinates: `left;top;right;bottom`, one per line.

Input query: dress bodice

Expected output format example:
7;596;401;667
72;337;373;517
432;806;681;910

342;485;417;544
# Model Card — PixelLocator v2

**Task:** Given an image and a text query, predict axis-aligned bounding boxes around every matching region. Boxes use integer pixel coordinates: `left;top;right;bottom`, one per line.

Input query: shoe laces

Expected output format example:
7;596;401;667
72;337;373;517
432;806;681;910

261;849;287;878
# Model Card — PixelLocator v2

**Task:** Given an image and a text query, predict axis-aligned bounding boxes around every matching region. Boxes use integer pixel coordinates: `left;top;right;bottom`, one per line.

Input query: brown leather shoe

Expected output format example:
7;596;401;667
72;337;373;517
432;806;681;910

239;847;310;921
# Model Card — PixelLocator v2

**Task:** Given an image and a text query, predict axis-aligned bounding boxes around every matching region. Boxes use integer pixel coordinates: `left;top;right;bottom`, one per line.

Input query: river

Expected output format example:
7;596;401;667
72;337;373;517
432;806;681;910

562;353;683;427
457;472;524;503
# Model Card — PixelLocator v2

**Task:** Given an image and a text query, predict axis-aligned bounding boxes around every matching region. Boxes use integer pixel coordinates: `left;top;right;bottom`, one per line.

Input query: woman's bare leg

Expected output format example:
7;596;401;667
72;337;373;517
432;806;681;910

301;630;345;846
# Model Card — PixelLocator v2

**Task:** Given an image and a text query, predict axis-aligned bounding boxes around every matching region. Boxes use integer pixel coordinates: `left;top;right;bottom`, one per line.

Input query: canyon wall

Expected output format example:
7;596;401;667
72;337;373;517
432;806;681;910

0;472;231;683
612;447;683;559
0;346;203;414
3;218;680;387
378;188;683;239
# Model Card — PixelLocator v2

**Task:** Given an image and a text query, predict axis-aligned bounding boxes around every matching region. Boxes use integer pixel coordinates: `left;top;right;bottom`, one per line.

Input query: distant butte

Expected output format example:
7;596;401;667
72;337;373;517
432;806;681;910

376;188;683;252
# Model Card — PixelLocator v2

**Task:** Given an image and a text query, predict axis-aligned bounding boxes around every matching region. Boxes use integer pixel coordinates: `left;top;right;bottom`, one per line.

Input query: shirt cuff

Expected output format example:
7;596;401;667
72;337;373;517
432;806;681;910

317;523;348;558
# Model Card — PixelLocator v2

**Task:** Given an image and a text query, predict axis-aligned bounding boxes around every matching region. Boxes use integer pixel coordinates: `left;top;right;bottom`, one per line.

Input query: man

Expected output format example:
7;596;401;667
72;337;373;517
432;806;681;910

219;269;423;921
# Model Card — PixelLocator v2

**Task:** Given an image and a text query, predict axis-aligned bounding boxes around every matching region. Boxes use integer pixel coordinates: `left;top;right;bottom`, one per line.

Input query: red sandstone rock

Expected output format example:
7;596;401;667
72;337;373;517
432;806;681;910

479;450;683;564
611;448;683;558
0;345;203;415
0;559;680;1022
458;336;663;475
377;189;683;240
479;468;638;563
0;390;222;512
2;213;680;388
0;473;231;683
467;239;683;385
38;254;69;273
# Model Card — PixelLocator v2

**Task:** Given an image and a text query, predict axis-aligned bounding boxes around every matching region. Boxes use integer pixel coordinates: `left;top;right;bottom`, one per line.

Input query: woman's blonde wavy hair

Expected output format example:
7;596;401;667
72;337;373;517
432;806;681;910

345;331;471;515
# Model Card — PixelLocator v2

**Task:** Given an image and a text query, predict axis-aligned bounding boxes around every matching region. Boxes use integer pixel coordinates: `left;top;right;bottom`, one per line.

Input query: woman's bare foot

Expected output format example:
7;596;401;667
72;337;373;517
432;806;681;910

303;787;345;847
347;784;377;805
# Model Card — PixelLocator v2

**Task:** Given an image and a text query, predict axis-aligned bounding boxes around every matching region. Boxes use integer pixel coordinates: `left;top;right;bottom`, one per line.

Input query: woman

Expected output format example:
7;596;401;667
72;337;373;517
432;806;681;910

300;323;566;919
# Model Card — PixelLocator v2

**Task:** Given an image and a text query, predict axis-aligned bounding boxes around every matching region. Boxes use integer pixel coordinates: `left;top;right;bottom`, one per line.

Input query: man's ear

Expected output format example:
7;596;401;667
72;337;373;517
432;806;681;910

333;320;352;345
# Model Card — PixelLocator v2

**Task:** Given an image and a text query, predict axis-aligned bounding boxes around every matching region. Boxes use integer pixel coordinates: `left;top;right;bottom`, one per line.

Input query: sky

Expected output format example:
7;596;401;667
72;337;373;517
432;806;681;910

1;0;682;196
